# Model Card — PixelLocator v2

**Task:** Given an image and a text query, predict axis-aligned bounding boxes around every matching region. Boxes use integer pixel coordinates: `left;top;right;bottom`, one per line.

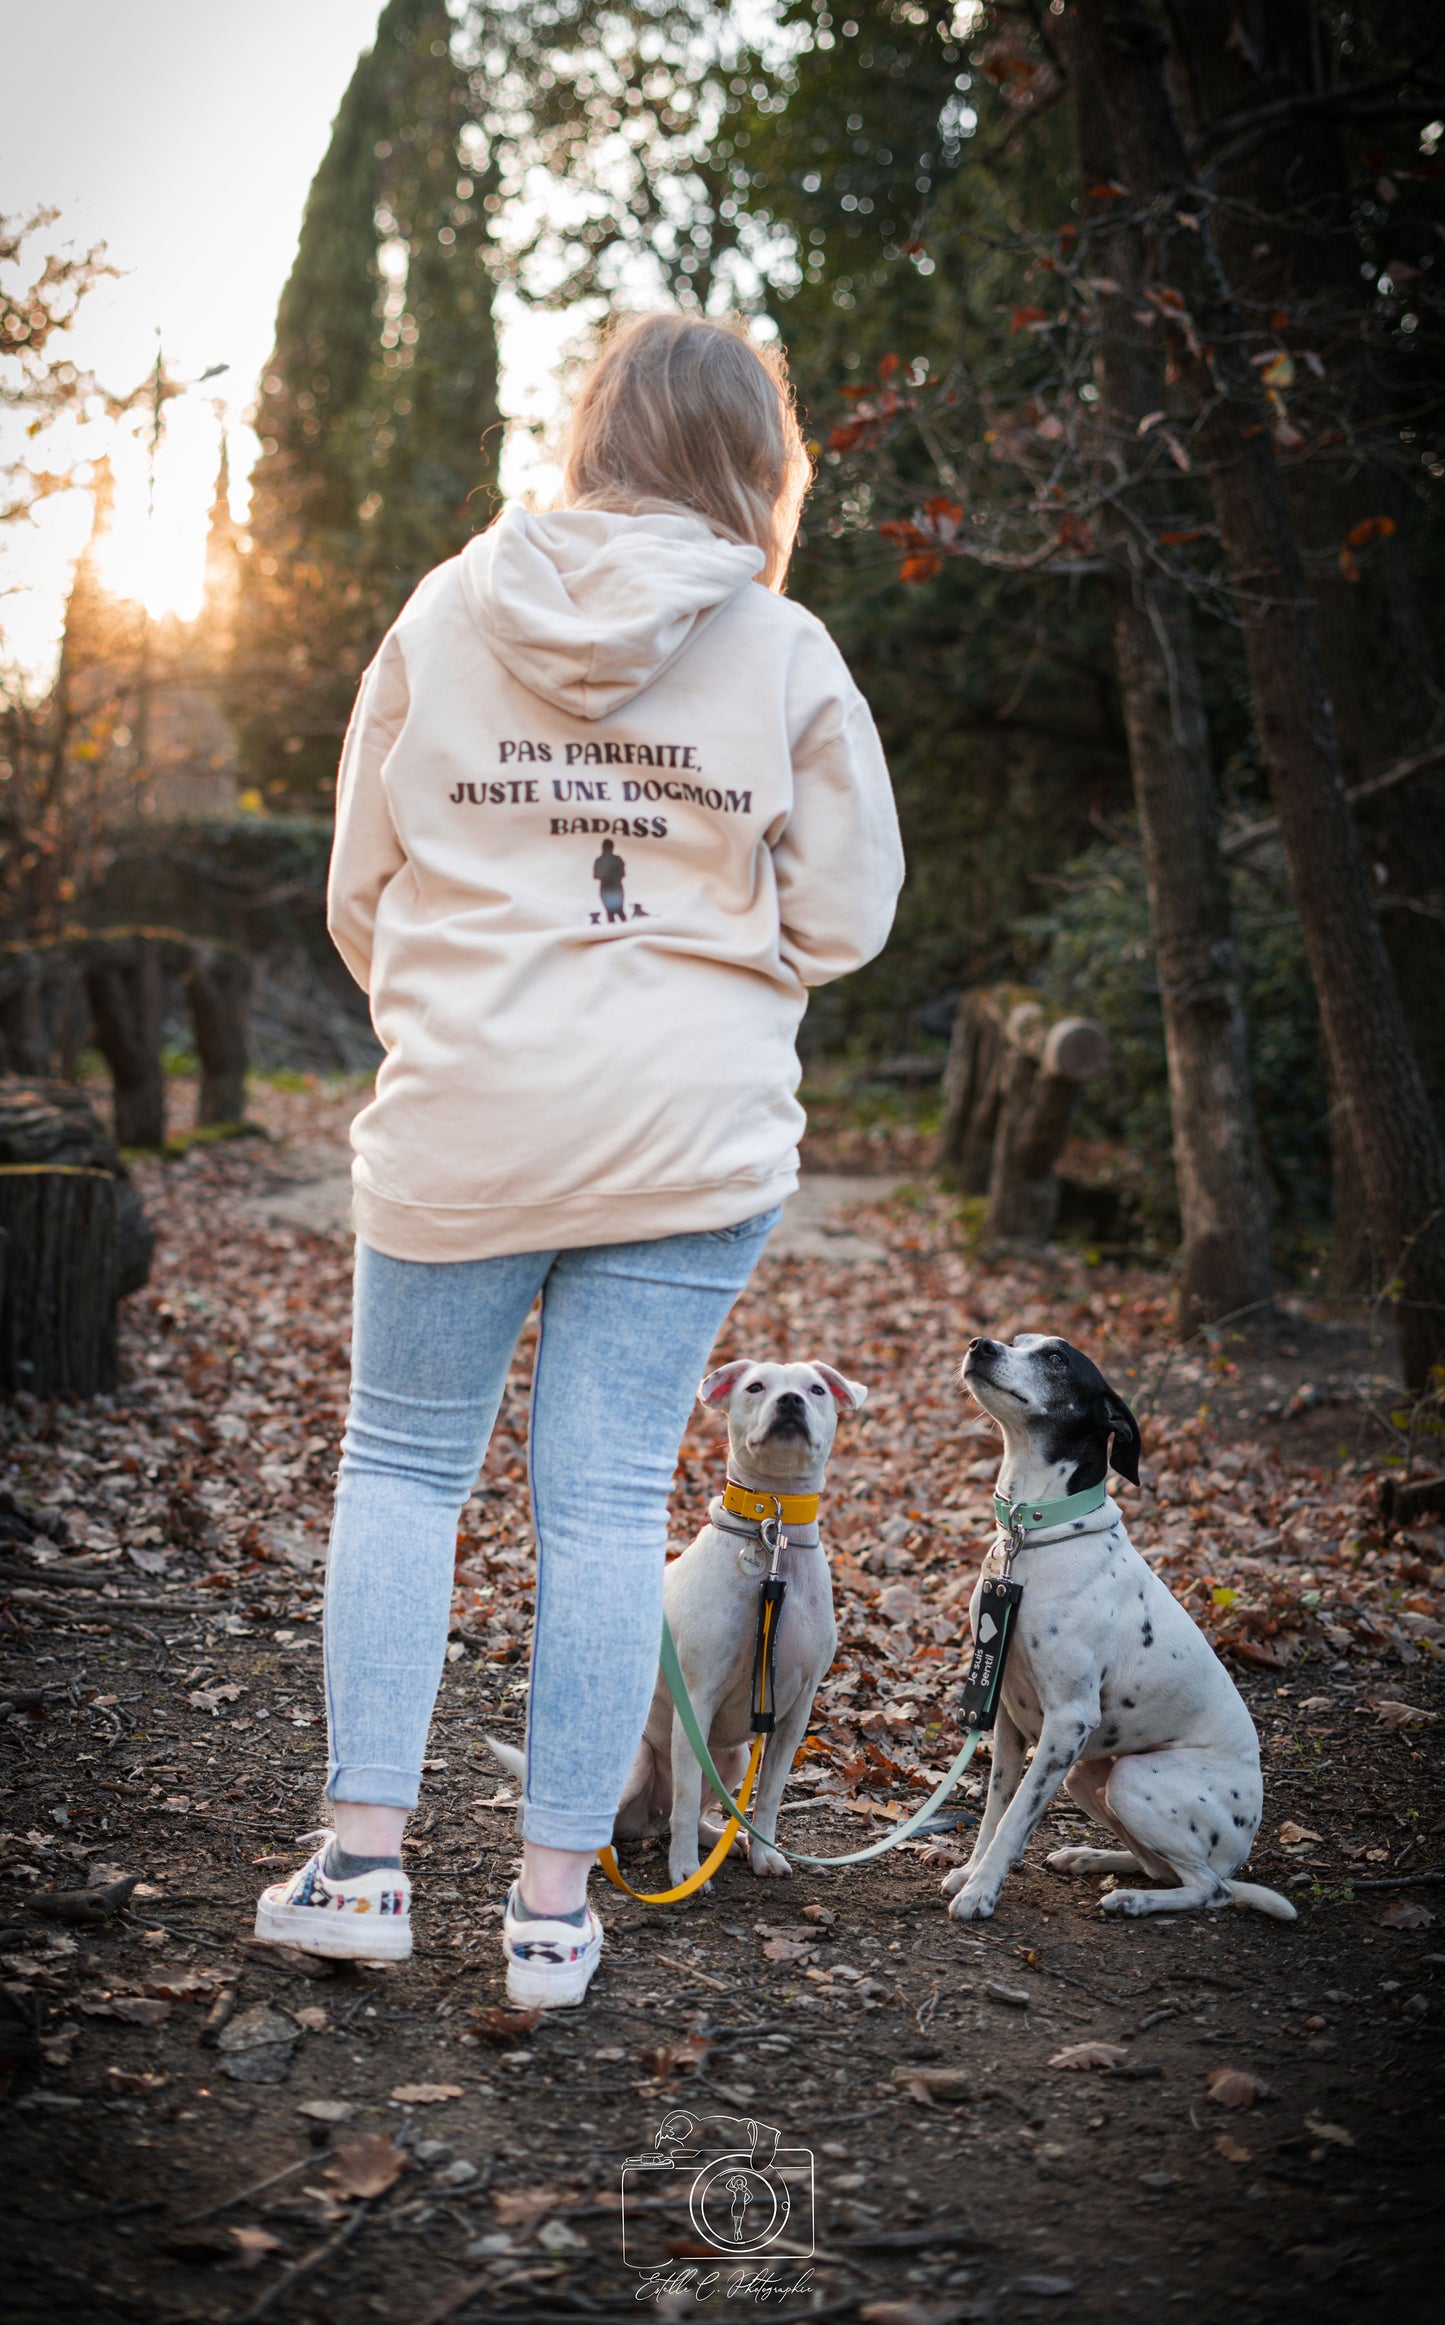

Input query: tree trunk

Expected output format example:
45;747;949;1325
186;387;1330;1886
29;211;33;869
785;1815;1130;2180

188;944;251;1127
0;1166;118;1399
84;936;166;1149
1069;24;1275;1337
1079;0;1445;1387
940;989;1110;1241
1177;0;1445;1289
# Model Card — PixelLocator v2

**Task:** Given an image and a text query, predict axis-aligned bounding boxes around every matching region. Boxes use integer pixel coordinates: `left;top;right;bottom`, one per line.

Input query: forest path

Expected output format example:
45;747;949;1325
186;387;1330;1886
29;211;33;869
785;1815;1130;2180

0;1079;1438;2324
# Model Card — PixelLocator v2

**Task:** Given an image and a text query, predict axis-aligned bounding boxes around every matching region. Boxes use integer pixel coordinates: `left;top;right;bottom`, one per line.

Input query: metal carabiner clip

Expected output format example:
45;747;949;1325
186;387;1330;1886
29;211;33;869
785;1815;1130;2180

759;1498;787;1577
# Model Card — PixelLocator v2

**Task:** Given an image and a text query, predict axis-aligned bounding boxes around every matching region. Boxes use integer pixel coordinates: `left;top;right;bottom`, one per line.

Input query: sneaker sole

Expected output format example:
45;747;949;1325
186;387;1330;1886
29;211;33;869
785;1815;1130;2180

505;1949;601;2010
253;1900;413;1962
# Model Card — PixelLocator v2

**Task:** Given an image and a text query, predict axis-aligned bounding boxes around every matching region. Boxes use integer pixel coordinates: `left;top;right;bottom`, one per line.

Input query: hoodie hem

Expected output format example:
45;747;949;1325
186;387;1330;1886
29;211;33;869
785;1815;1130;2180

351;1169;800;1263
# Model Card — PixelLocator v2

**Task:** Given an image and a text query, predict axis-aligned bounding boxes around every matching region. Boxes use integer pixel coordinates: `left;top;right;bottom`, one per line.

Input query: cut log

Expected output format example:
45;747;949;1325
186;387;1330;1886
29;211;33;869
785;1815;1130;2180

937;986;1111;1243
84;935;168;1149
0;1075;153;1297
0;1166;119;1398
188;944;252;1127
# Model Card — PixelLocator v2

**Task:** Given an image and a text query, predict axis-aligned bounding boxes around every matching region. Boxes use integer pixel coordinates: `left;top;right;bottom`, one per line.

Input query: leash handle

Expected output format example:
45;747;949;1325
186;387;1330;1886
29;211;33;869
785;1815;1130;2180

750;1575;786;1734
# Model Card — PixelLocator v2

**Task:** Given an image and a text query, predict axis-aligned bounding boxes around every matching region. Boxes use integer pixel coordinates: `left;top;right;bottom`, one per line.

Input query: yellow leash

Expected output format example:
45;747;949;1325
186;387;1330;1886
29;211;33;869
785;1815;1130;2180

598;1599;777;1903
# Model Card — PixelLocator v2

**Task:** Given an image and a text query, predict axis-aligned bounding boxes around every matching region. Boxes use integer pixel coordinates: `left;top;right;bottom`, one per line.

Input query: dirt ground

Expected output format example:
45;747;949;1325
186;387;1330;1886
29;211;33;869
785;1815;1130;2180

2;1079;1441;2324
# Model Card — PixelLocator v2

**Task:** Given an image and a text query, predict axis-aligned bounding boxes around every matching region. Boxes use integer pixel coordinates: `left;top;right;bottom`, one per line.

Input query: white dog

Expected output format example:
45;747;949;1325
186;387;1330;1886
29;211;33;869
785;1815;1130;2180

487;1358;865;1888
941;1334;1295;1923
617;1357;867;1888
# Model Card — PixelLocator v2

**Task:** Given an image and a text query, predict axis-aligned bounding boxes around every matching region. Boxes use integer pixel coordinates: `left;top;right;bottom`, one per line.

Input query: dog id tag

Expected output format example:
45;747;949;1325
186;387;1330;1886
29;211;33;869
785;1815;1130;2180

957;1577;1023;1730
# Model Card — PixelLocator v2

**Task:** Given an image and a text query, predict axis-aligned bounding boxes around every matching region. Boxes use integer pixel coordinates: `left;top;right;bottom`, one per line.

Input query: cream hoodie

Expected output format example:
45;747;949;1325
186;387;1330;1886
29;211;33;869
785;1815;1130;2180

328;505;904;1260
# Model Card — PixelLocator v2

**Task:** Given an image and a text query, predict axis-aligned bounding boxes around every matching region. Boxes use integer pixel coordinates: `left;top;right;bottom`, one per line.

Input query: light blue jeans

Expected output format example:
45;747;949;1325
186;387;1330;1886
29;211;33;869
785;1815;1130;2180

322;1212;780;1848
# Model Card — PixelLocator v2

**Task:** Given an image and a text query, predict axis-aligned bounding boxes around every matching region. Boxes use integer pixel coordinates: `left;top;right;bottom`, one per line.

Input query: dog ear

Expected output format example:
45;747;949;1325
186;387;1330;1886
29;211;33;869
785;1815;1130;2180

698;1360;752;1408
810;1362;869;1410
1103;1392;1142;1484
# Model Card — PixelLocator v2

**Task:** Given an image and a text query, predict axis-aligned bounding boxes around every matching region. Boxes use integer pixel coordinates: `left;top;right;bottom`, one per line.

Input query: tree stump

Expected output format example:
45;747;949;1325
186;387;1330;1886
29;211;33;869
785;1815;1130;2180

0;1073;154;1400
188;944;252;1127
0;1166;119;1398
937;987;1111;1243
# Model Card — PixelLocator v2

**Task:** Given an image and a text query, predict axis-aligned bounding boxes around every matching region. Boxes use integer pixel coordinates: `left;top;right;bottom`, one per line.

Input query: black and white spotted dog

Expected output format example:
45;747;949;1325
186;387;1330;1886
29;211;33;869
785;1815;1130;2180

941;1334;1295;1923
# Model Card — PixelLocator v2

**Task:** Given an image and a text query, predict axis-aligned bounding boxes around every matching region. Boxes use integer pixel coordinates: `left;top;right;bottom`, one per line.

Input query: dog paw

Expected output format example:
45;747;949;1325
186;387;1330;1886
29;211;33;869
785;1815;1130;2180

748;1842;792;1878
947;1884;997;1923
1100;1887;1149;1917
668;1864;709;1894
939;1863;970;1898
1046;1846;1090;1873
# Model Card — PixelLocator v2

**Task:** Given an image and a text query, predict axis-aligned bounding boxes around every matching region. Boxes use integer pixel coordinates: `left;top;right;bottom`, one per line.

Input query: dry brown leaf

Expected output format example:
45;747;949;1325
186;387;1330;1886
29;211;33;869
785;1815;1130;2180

492;2187;566;2229
468;2005;541;2044
860;2302;949;2325
642;2032;712;2079
229;2226;284;2270
1372;1700;1440;1729
799;1904;837;1926
891;2064;976;2100
140;1967;217;2002
762;1935;817;1963
293;2004;329;2031
1379;1898;1433;1929
328;2133;410;2199
1207;2067;1269;2109
1304;2115;1355;2148
104;2065;167;2096
1278;1822;1322;1846
389;2082;463;2105
1048;2042;1129;2071
78;1994;172;2028
1213;2134;1252;2165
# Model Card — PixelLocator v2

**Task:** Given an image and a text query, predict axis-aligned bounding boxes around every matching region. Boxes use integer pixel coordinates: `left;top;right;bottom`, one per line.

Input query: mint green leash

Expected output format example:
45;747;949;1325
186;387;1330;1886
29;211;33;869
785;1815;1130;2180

659;1617;983;1869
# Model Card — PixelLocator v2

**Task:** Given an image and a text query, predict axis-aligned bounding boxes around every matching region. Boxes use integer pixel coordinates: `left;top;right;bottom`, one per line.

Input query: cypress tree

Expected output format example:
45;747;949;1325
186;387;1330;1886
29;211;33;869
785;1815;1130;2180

233;0;501;808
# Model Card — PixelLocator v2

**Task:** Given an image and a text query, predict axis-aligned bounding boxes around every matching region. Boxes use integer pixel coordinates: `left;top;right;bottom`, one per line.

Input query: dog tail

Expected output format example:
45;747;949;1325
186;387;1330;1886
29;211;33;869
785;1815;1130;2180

1224;1877;1298;1921
483;1736;526;1784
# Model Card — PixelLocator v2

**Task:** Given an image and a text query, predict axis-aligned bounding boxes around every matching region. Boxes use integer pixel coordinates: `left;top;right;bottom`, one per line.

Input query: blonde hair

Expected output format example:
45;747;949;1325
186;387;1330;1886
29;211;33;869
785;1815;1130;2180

556;311;811;591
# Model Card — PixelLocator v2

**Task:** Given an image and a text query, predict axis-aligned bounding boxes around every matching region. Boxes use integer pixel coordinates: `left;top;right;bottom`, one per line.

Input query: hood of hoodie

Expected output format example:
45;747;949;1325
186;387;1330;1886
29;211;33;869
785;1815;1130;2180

459;504;765;721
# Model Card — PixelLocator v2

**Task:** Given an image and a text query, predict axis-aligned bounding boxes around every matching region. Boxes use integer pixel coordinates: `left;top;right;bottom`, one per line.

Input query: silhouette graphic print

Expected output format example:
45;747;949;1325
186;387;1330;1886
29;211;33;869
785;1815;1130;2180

593;839;627;923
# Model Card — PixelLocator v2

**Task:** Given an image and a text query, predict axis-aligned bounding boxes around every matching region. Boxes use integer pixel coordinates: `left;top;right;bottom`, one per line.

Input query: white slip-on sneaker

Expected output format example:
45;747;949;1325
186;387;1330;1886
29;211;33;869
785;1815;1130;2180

254;1831;413;1962
502;1883;603;2009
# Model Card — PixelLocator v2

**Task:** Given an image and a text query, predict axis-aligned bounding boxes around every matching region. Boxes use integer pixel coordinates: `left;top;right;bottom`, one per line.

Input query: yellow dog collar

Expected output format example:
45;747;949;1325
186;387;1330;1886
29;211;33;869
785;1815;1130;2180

721;1480;821;1528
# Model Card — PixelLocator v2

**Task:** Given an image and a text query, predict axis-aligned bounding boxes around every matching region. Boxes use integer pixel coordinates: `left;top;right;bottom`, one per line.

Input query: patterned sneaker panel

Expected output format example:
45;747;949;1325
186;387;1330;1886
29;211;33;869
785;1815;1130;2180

262;1842;411;1923
502;1884;603;1967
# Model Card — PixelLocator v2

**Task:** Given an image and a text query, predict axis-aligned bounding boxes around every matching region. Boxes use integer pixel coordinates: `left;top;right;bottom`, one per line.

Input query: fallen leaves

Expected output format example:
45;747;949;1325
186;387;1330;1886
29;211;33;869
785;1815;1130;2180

642;2032;712;2080
77;1993;172;2028
1304;2115;1356;2148
1379;1898;1434;1929
188;1682;244;1714
328;2133;409;2199
1372;1700;1440;1729
892;2064;978;2102
229;2225;285;2270
1207;2067;1270;2109
389;2082;464;2105
467;2005;540;2044
1213;2134;1252;2165
761;1934;817;1963
1049;2042;1129;2071
1278;1822;1323;1846
492;2186;567;2231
